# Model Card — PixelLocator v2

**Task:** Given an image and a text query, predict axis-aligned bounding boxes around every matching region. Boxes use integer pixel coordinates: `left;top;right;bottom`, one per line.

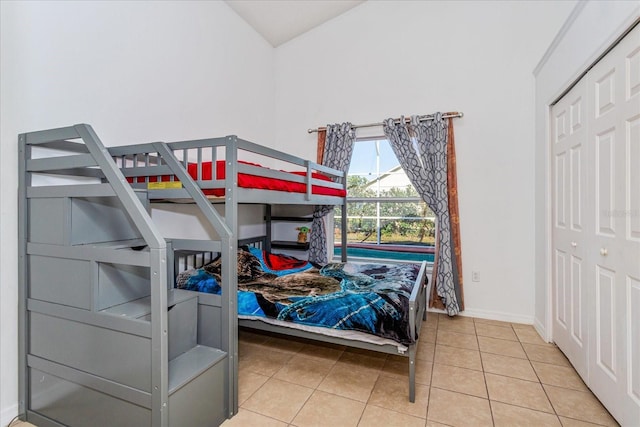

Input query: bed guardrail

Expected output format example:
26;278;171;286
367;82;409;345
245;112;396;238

109;135;346;204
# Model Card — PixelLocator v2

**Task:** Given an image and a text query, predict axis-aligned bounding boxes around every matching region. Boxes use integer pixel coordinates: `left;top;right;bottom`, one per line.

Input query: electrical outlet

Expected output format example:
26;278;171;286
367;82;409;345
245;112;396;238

472;271;480;282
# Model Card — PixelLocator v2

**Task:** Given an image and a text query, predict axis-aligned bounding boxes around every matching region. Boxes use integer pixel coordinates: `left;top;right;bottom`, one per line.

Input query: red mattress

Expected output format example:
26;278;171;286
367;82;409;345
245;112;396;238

128;160;346;197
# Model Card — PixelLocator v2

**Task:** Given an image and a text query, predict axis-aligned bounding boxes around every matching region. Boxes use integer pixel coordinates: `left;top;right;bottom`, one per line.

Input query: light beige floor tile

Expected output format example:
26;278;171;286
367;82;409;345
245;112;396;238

358;405;426;427
544;384;618;426
531;361;588;391
292;390;365;427
239;329;270;344
475;323;518;341
478;336;527;359
491;401;562;427
416;341;436;362
558;416;612;426
343;345;389;359
221;408;287;427
437;316;476;335
425;421;451;427
238;341;265;359
337;348;386;372
513;327;549;345
242;378;313;423
260;335;306;354
438;313;475;323
424;314;439;330
297;342;344;362
239;348;293;377
238;370;269;405
273;354;335;388
522;343;570;367
481;352;538;381
434;344;482;371
422;327;437;344
431;363;487;398
485;373;554;413
511;322;534;329
368;374;429;418
380;356;432;386
436;330;478;350
318;362;380;402
474;317;512;327
427;388;492;427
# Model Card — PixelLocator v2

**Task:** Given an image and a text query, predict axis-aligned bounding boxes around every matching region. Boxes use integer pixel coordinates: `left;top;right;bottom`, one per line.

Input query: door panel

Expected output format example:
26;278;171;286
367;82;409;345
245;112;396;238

570;145;583;231
552;79;588;379
555;249;568;327
595;265;616;379
627;116;640;241
556;153;567;229
629;276;640;406
595;129;615;236
570;255;584;345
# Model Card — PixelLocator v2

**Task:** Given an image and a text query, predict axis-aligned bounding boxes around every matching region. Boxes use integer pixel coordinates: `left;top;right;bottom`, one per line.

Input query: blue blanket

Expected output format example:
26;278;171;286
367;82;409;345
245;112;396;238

176;249;421;345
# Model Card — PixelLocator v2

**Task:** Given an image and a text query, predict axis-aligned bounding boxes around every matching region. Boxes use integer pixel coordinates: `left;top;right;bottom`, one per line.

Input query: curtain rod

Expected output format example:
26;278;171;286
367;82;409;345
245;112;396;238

307;111;463;133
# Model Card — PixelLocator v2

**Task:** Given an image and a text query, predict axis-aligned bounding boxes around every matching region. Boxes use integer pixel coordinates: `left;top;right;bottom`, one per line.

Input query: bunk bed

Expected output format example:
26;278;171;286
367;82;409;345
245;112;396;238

18;124;429;427
172;237;428;392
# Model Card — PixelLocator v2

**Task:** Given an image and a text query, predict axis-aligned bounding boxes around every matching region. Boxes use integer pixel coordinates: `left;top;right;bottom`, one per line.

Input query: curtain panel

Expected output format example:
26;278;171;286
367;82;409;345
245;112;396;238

383;114;464;315
308;123;355;264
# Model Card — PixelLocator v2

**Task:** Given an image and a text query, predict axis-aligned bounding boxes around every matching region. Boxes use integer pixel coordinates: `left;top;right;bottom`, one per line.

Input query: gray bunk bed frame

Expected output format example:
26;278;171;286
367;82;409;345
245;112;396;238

18;124;427;427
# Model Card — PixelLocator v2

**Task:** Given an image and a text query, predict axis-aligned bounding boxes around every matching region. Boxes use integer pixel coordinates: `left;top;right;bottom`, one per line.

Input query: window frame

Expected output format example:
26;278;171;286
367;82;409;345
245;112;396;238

333;137;436;263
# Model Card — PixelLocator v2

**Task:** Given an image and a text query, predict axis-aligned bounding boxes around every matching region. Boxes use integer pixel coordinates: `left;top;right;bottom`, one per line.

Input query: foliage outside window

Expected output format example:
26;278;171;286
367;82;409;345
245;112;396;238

334;139;435;248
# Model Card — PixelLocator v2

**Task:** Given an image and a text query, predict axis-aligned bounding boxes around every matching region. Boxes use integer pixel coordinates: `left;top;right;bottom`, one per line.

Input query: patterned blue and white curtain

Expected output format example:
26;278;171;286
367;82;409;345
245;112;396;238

383;114;462;315
308;123;355;265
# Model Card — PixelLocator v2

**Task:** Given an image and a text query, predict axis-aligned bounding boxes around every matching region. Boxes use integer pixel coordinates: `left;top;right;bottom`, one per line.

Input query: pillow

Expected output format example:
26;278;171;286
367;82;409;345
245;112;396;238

247;247;312;276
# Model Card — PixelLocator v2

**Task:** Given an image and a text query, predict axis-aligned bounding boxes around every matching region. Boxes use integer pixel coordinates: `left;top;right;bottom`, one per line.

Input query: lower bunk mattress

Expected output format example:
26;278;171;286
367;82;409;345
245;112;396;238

176;247;423;348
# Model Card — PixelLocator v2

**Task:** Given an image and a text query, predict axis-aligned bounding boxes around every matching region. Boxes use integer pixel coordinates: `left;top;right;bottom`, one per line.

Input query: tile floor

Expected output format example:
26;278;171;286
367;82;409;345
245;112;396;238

10;314;618;427
222;313;619;427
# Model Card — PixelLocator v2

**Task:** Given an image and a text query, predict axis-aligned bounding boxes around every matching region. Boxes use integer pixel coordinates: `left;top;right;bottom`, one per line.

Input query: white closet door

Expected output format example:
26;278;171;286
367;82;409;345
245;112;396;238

587;24;640;426
552;78;589;380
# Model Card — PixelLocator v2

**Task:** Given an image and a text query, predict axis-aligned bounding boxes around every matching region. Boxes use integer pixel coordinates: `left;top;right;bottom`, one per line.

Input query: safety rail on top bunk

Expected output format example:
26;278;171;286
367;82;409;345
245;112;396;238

108;135;346;204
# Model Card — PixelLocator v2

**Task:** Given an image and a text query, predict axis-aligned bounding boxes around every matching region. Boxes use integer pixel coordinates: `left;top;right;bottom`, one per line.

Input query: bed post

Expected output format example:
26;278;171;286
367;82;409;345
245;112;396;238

224;136;240;417
341;195;347;262
408;344;417;403
17;133;30;420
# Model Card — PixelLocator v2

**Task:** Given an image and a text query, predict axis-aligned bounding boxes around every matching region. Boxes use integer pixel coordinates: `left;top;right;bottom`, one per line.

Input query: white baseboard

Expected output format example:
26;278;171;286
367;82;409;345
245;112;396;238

1;403;19;427
534;317;550;343
429;307;535;326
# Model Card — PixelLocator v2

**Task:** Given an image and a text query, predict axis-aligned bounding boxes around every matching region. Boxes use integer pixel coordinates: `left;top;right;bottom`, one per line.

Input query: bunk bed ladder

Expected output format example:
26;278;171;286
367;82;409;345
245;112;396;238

75;125;170;427
152;141;239;416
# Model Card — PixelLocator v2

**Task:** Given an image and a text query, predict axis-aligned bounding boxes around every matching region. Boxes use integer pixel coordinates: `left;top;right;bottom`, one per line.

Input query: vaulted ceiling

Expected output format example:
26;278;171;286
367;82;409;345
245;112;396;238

224;0;365;47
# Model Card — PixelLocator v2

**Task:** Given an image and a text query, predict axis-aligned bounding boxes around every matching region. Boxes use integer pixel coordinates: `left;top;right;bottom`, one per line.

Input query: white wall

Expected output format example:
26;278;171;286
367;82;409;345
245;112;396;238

533;1;640;339
0;1;274;423
274;0;575;322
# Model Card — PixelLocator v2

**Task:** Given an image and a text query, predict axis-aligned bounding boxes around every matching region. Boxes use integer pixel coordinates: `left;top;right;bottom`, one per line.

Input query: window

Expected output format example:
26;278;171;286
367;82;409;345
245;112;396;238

334;138;435;262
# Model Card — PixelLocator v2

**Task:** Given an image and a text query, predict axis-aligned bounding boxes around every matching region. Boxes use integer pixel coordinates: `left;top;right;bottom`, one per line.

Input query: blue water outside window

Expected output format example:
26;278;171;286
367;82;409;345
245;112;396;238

334;138;436;263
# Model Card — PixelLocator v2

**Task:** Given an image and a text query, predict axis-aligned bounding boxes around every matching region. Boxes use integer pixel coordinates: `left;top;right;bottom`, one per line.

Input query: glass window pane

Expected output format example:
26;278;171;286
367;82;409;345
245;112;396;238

334;138;437;258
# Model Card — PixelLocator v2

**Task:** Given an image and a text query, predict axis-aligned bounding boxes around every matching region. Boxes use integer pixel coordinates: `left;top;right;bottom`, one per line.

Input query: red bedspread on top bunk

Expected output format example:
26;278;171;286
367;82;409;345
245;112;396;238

129;160;346;197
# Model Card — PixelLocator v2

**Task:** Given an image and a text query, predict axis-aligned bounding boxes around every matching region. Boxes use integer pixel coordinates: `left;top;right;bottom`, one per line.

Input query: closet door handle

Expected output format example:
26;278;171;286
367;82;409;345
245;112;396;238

571;242;577;248
600;248;608;256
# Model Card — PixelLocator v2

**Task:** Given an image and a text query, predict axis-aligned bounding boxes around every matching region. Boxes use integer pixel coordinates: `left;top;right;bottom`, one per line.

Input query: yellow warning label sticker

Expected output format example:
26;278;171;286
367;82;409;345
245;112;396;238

147;181;183;190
